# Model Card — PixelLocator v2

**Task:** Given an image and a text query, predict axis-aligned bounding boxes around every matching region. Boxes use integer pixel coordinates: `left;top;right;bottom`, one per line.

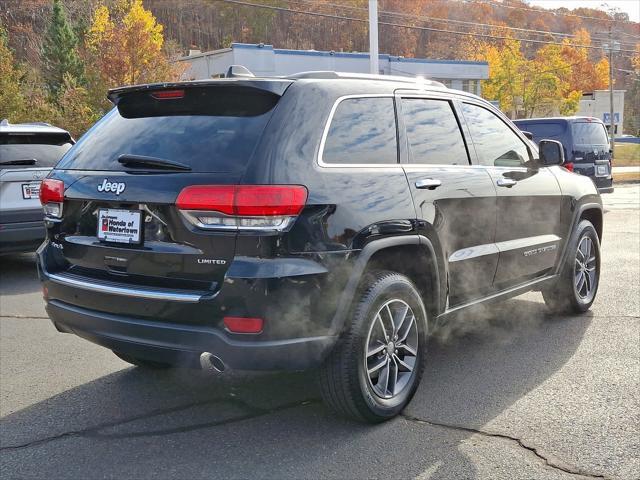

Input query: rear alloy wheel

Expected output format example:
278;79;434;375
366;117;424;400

365;299;419;399
318;270;427;422
543;219;600;314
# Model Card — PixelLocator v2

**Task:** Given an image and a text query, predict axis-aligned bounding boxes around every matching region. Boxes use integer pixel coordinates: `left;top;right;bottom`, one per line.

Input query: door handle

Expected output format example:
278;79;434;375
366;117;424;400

415;178;442;190
496;177;517;188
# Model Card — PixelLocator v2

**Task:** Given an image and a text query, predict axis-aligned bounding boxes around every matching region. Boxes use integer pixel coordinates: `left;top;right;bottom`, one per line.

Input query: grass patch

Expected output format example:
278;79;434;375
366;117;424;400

614;143;640;167
614;171;640;183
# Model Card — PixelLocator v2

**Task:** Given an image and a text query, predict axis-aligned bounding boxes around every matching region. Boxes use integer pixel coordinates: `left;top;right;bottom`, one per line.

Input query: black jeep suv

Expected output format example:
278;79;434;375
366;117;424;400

38;72;603;422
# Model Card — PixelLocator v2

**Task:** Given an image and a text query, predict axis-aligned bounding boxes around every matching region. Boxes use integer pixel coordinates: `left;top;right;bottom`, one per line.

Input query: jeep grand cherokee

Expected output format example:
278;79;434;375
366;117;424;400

38;71;602;422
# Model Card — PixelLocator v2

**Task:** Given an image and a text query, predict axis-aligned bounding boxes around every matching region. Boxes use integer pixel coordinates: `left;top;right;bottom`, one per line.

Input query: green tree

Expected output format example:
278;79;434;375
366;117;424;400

42;0;84;96
0;26;26;121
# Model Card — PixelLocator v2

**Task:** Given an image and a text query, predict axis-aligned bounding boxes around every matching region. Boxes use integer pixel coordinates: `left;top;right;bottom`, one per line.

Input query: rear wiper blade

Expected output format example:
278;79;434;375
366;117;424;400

117;154;191;171
0;158;37;166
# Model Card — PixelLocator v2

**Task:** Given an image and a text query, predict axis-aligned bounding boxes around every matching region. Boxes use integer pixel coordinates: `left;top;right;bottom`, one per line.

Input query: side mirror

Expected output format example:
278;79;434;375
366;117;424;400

538;139;565;166
521;131;534;141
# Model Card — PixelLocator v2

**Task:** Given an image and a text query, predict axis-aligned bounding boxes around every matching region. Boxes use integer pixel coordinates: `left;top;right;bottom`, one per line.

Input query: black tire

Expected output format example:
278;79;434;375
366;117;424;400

542;219;600;314
112;350;172;369
318;270;428;423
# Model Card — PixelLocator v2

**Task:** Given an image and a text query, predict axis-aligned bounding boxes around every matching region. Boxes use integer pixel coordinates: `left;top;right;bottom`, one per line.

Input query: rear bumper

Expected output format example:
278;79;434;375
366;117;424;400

46;299;337;370
0;221;45;254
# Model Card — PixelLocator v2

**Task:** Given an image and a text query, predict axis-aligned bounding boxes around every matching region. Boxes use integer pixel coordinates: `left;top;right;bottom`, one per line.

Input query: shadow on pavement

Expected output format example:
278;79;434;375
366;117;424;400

0;298;591;478
0;253;40;297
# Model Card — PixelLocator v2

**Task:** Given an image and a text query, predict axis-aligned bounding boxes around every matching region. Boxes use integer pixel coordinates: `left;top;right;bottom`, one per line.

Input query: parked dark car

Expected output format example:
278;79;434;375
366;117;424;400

38;72;603;422
513;117;613;194
0;120;74;254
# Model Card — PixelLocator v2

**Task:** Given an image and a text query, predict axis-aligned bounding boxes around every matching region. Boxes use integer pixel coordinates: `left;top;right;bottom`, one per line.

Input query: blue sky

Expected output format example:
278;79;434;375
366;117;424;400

527;0;640;22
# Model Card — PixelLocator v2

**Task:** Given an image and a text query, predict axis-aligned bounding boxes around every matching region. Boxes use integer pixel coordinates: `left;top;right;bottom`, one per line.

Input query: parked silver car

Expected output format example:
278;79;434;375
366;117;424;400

0;120;74;254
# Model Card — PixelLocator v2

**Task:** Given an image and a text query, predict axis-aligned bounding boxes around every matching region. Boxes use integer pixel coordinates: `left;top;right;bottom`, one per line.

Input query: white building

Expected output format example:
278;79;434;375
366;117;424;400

576;90;625;137
178;43;489;96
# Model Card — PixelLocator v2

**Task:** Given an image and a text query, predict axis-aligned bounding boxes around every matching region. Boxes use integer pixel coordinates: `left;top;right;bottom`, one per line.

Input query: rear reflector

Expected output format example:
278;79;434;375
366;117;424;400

223;316;264;334
176;185;307;216
151;89;185;100
564;162;574;172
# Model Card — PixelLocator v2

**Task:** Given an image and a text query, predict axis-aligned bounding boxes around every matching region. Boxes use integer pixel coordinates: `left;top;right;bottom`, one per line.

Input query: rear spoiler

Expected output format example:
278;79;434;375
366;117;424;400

107;79;293;105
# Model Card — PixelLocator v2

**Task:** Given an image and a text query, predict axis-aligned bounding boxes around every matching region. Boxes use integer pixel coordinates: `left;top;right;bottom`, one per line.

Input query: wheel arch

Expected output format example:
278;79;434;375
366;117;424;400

555;202;603;275
328;235;443;336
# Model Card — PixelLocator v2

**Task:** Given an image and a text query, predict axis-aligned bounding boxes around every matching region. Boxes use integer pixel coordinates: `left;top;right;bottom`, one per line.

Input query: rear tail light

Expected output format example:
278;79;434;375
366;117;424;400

176;185;308;232
564;162;574;172
39;179;64;218
223;316;264;334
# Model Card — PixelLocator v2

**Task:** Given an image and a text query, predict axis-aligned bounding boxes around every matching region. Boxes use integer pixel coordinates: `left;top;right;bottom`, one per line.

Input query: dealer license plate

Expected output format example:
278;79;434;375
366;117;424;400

97;209;142;244
22;182;41;200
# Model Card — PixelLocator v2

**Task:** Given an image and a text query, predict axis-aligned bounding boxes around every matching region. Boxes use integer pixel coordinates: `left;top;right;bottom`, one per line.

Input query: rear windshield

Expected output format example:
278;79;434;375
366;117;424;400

571;122;609;145
56;87;280;173
0;133;73;168
514;122;566;143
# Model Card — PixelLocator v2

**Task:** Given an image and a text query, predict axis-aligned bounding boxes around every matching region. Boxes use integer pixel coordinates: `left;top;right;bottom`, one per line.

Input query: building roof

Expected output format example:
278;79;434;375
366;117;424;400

179;42;489;68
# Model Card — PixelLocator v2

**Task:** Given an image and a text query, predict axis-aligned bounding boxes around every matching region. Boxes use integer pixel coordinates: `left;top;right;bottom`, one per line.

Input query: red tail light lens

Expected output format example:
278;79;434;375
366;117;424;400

176;185;308;232
564;162;574;172
223;316;264;334
39;179;64;205
39;179;65;219
176;185;307;216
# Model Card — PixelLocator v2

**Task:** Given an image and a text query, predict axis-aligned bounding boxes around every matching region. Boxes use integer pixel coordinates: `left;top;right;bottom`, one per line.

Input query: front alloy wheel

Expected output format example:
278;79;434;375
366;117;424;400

543;219;600;314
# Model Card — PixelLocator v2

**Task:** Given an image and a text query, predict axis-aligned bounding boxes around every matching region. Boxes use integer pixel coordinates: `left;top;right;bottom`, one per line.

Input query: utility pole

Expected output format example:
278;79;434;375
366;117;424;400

369;0;379;75
605;29;620;159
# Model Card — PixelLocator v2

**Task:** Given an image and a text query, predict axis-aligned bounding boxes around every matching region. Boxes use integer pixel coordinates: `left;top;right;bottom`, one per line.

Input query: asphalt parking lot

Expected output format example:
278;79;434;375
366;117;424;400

1;185;638;480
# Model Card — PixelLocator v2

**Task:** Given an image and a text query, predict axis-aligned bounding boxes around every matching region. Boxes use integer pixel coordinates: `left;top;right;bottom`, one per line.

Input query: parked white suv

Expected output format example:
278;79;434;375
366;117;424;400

0;120;74;254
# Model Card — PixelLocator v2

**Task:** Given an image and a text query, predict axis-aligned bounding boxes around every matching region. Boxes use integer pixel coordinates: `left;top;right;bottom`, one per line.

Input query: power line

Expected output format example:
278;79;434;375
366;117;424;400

214;0;638;54
289;0;633;45
462;0;635;24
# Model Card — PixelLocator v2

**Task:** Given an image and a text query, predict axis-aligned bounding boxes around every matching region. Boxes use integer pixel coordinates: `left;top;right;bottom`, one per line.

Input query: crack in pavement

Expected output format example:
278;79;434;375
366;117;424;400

0;315;49;319
401;413;610;480
0;397;317;451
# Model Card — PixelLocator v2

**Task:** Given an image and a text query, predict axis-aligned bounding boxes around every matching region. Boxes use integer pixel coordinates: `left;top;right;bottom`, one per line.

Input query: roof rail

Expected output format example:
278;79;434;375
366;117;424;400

286;71;446;87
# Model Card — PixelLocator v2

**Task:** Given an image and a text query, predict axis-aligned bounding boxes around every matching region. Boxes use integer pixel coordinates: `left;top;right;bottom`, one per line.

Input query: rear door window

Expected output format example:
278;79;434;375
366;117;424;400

56;87;280;173
401;98;469;165
572;122;609;145
0;133;73;168
322;97;398;165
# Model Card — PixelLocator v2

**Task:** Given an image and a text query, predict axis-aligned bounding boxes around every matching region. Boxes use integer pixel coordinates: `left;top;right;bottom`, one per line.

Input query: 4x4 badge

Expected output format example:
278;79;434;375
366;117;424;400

97;179;126;195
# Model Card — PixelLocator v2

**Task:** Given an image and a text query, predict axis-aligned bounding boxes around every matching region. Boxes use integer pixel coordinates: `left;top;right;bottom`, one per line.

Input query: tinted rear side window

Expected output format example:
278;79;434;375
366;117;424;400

572;122;609;145
322;97;398;165
401;98;468;165
514;122;566;143
0;133;73;168
56;87;280;173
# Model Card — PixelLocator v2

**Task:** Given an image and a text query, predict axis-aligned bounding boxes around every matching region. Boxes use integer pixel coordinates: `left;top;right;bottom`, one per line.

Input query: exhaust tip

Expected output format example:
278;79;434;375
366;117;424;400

200;352;226;373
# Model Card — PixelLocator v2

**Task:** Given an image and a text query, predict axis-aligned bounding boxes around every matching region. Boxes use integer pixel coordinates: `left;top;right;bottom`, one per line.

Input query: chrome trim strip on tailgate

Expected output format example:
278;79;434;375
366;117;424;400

47;272;206;303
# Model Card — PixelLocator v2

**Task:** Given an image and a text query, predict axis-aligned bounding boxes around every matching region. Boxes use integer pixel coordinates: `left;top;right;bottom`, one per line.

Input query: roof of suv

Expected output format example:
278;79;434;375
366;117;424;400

107;71;455;104
0;119;71;135
513;116;604;124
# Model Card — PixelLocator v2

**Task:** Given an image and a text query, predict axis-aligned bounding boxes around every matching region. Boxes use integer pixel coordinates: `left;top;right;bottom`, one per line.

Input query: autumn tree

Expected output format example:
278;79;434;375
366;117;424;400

42;0;84;96
85;0;178;87
560;29;609;92
0;26;25;121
